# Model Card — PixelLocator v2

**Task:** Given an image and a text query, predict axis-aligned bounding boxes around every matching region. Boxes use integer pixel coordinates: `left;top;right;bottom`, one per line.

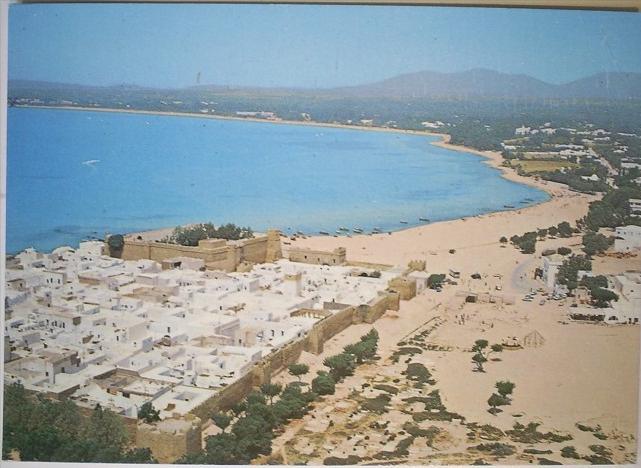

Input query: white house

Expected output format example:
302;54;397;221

614;225;641;252
542;254;564;290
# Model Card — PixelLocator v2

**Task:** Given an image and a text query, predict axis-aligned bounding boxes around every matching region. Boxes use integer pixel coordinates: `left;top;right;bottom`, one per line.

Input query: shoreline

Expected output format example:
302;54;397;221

12;104;562;242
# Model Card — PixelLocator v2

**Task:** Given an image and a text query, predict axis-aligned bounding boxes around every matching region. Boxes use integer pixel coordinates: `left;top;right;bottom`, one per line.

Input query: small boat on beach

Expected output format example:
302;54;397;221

319;231;330;236
353;228;363;234
338;227;349;231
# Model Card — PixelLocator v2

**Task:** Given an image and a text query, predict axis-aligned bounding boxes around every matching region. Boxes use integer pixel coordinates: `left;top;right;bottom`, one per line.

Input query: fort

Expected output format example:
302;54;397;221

106;229;282;272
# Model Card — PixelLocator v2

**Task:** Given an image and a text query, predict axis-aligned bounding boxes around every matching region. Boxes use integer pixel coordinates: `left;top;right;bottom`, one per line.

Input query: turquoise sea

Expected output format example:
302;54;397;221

6;107;548;254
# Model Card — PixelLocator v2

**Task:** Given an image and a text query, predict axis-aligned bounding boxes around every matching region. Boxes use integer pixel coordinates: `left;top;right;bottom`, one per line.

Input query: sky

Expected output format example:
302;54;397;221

8;3;641;89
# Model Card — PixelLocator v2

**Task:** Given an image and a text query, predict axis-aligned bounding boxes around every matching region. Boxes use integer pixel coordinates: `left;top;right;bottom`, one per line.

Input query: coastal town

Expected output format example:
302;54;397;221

4;3;641;465
3;117;640;464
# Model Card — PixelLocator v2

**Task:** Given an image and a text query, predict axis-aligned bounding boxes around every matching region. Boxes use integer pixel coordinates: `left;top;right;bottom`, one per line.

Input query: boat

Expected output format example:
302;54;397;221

503;205;515;209
399;220;408;224
319;231;330;236
295;231;305;236
372;228;382;234
338;226;349;231
419;217;430;222
353;228;363;234
519;200;529;204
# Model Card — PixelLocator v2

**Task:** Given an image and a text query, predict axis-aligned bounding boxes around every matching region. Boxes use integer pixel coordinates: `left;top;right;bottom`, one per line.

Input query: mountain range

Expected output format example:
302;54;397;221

9;69;641;101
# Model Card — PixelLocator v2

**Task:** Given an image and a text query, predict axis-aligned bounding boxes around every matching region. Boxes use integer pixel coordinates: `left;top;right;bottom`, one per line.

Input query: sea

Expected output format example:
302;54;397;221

6;107;548;254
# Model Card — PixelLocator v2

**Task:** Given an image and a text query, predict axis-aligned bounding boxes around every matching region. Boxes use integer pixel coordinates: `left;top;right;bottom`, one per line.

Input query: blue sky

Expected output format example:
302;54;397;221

8;4;641;89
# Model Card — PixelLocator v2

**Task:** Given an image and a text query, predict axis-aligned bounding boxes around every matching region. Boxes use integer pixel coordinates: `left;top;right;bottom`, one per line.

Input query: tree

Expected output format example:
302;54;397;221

230;401;247;417
557;246;571;256
591;288;619;308
311;371;336;396
260;383;282;405
490;344;503;354
204;432;244;464
361;328;379;344
472;339;489;352
232;414;274;460
344;339;377;364
487;393;510;415
557;255;592;291
557;221;574;238
537;228;548;239
86;404;129;456
138;402;160;424
548;226;559;237
495;380;515;400
472;352;488;373
323;353;356;382
211;412;232;433
499;236;508;244
427;274;446;289
520;237;536;254
107;234;124;249
582;231;613;256
287;363;309;382
471;339;490;372
580;275;608;292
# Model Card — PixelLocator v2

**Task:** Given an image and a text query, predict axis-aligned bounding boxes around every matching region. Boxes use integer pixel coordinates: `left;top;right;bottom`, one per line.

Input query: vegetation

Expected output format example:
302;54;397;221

470;339;503;372
583;186;641;231
324;328;378;381
138;402;160;424
509;159;578;174
427;273;446;289
311;371;335;396
560;446;581;459
557;255;592;291
162;222;253;246
590;288;619;308
506;422;572;444
581;231;613;256
107;233;125;251
2;383;156;463
287;363;309;382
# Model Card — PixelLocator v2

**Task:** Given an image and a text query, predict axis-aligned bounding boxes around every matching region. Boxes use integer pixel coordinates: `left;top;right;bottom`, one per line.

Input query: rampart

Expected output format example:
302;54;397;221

188;290;400;420
288;246;346;266
136;415;202;463
106;229;282;272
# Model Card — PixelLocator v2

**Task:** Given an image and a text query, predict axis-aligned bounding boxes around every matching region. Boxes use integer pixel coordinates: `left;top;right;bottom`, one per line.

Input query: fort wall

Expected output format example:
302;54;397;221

107;230;282;272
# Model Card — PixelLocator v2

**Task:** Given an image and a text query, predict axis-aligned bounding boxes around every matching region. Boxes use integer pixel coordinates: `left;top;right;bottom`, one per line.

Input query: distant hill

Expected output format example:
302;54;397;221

329;69;641;100
9;69;641;101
